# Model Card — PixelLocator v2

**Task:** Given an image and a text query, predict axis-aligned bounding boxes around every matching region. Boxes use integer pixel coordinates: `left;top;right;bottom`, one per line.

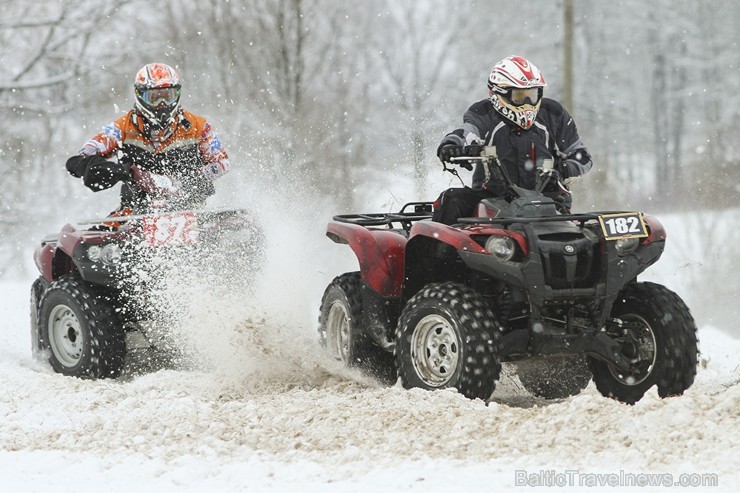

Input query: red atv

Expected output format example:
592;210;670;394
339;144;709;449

31;165;264;378
319;146;698;403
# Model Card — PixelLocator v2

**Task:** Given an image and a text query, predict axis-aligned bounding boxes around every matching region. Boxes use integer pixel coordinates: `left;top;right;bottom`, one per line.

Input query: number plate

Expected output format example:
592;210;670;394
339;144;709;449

598;212;648;240
141;213;199;246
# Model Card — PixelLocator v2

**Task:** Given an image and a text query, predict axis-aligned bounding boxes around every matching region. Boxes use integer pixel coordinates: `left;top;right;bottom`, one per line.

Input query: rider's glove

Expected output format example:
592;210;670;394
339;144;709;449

80;154;131;191
463;144;484;157
559;161;583;186
437;144;474;171
437;144;463;163
540;168;563;192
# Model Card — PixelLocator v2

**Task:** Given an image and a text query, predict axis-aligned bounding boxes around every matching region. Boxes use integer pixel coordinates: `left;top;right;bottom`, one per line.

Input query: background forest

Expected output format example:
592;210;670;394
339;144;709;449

1;0;738;281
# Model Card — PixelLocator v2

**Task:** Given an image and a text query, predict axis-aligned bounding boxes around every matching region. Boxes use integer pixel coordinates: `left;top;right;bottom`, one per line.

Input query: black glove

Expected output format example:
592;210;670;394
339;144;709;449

539;168;562;192
437;144;475;171
65;154;90;178
462;144;484;157
437;144;464;163
78;154;131;191
561;161;578;180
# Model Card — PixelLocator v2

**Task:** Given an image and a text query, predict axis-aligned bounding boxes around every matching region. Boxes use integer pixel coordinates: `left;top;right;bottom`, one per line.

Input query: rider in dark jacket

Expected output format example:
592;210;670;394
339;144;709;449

434;55;592;224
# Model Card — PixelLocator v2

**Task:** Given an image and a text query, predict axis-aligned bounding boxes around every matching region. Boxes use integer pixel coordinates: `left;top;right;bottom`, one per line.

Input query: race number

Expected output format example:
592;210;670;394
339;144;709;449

598;212;648;240
141;213;199;246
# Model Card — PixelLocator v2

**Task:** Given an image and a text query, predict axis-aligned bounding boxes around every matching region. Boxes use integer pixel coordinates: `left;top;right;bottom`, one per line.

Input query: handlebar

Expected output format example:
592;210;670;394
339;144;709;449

442;145;569;199
448;145;490;161
445;145;514;185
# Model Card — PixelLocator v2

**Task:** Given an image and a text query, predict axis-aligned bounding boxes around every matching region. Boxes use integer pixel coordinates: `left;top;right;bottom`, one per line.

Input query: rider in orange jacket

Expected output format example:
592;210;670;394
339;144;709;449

66;63;230;210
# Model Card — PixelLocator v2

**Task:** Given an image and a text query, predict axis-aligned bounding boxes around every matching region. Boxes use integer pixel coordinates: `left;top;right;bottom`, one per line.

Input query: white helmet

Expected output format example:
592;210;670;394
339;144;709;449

487;56;547;129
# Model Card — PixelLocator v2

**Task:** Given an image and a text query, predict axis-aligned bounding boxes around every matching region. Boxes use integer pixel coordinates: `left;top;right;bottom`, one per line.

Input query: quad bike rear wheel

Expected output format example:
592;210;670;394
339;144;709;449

318;272;395;383
590;281;698;405
37;276;125;379
395;282;503;400
516;355;591;399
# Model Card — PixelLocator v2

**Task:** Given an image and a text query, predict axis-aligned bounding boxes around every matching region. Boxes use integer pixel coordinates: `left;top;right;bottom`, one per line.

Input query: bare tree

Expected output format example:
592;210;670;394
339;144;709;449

563;0;575;114
158;0;379;209
371;1;473;199
0;0;136;277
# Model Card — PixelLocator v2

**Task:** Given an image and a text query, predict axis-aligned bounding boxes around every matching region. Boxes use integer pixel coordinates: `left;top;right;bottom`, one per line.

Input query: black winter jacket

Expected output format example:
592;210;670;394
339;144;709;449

440;98;592;196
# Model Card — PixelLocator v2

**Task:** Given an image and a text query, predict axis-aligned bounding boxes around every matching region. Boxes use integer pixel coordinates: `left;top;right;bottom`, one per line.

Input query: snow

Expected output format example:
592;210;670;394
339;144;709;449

2;211;739;493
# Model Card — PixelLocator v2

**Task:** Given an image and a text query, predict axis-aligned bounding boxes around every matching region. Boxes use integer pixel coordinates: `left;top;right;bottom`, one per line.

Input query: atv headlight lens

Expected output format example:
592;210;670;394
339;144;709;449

485;235;516;261
101;244;122;265
615;237;639;256
87;245;102;262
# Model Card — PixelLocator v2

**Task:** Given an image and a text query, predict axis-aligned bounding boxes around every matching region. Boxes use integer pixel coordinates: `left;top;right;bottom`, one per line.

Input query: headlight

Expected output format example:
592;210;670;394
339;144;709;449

87;244;122;265
87;245;102;262
615;237;639;256
101;244;122;264
485;235;516;261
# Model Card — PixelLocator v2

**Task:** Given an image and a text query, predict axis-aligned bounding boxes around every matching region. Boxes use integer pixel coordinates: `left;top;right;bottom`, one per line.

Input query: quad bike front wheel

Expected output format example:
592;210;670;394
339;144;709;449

590;282;698;405
516;355;591;399
395;282;503;400
37;276;125;379
318;272;395;383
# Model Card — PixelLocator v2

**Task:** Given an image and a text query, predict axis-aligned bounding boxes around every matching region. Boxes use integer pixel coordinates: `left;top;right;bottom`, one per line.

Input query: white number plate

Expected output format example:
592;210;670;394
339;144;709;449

598;212;648;240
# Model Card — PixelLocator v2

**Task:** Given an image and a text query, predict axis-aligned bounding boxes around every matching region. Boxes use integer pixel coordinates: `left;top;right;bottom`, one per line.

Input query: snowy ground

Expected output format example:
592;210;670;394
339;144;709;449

1;208;739;492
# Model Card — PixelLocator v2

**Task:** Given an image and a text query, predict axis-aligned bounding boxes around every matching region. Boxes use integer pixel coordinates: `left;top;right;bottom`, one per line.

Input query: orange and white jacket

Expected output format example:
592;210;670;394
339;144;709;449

72;109;230;207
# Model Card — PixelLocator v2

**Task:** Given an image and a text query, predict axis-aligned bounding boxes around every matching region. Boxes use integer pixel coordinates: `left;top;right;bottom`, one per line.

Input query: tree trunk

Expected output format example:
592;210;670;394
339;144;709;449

563;0;575;114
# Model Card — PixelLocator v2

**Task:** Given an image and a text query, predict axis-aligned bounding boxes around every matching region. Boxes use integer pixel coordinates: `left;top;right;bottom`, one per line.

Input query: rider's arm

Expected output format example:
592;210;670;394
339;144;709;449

543;99;593;181
438;100;490;150
197;121;230;182
65;119;131;191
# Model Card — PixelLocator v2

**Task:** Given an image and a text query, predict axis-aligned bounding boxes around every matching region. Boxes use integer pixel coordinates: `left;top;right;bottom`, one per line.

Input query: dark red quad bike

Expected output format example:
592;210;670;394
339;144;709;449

31;166;265;378
319;146;698;404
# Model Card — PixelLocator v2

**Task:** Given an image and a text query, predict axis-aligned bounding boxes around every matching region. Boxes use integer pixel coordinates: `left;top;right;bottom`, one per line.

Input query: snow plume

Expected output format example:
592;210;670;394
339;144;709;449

216;199;376;391
106;196;373;393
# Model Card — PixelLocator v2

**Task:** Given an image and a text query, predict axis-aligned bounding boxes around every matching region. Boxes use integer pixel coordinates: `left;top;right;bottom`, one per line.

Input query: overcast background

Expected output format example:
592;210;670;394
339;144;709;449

1;0;738;329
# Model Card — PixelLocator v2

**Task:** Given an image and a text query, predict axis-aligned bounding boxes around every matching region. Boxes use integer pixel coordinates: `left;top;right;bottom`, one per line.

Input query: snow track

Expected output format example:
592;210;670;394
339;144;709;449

1;276;739;492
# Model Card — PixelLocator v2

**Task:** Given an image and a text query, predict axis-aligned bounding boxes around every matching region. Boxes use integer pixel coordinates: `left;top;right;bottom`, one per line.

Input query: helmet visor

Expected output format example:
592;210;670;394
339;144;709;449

138;86;180;108
509;87;541;106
